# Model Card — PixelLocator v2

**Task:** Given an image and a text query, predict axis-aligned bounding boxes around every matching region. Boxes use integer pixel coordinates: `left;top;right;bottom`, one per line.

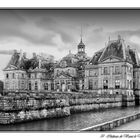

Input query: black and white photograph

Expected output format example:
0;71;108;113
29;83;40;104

0;8;140;133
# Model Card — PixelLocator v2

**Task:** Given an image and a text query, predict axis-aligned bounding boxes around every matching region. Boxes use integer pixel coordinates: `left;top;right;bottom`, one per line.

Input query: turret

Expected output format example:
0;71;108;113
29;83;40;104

77;39;85;53
77;26;85;54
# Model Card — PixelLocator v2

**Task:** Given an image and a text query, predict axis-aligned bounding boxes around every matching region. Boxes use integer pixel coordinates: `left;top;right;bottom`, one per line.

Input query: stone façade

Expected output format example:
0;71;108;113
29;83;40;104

84;35;140;96
3;35;140;96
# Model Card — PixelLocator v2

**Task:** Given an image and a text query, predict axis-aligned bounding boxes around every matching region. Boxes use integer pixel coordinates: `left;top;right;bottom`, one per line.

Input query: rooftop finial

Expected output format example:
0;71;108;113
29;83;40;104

80;25;83;42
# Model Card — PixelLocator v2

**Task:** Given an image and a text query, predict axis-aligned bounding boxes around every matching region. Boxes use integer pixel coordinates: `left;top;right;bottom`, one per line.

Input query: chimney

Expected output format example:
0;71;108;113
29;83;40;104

118;35;121;41
23;52;27;58
13;49;17;53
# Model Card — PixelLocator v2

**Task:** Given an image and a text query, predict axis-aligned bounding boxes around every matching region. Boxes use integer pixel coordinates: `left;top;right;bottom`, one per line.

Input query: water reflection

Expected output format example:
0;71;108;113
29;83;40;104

0;106;140;131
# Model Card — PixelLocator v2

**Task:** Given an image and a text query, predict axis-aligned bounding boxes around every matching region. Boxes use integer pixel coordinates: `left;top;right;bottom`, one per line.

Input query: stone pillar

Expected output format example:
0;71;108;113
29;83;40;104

79;79;83;90
84;78;88;90
48;81;51;91
122;64;127;89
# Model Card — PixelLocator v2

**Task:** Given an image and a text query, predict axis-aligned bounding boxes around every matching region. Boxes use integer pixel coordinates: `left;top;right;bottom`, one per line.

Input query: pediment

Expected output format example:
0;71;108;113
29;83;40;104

4;65;18;71
58;75;67;79
100;55;123;63
55;73;71;79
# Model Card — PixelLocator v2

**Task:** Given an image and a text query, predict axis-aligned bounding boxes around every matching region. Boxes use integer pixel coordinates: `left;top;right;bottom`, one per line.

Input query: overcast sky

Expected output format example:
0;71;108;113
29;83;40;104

1;9;140;79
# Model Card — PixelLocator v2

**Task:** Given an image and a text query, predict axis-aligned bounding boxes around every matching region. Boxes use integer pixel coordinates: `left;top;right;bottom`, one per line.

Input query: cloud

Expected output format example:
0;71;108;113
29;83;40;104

36;17;77;44
1;10;140;58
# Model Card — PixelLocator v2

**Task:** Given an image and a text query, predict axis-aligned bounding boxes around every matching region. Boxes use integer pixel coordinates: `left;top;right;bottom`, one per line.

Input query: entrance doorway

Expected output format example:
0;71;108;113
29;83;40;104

62;84;66;92
135;94;139;106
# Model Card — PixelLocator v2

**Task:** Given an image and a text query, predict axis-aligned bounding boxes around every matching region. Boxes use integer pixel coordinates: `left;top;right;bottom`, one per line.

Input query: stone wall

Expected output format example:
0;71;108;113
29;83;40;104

0;92;136;124
69;94;123;113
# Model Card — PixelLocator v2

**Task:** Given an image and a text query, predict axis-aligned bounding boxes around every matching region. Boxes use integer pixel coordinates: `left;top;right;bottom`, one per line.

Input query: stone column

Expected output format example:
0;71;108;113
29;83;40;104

48;81;51;91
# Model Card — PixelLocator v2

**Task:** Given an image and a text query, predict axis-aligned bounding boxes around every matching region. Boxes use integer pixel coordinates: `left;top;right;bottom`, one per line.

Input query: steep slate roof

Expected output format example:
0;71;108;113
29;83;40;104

99;40;124;62
4;51;21;70
4;51;55;72
89;49;104;65
89;36;140;66
129;48;140;67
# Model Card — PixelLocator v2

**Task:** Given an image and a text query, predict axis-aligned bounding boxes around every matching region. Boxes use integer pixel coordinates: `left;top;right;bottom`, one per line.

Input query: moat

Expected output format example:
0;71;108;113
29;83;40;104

0;106;140;131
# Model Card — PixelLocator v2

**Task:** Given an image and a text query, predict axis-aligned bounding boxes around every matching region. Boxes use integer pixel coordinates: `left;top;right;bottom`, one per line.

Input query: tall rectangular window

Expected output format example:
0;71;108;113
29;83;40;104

6;73;9;79
115;80;120;89
127;80;129;89
13;73;15;79
29;82;31;90
115;66;120;74
51;83;54;90
21;81;24;89
130;80;133;89
22;73;24;78
44;83;48;90
5;82;9;89
103;67;108;74
88;79;93;90
89;70;94;76
93;80;98;89
35;82;38;90
35;73;37;79
28;74;31;78
103;80;108;89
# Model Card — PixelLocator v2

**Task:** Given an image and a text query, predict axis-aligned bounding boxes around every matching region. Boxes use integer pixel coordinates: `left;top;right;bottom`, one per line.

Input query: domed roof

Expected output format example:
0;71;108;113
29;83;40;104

65;50;75;58
78;39;85;48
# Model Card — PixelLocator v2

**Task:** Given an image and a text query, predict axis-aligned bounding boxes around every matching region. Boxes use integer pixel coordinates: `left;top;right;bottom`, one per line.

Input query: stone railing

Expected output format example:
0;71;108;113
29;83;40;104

80;113;140;131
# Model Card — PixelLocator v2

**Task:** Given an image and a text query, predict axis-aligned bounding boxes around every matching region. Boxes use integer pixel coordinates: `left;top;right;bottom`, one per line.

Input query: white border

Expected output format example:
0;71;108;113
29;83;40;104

0;0;140;7
0;1;140;140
